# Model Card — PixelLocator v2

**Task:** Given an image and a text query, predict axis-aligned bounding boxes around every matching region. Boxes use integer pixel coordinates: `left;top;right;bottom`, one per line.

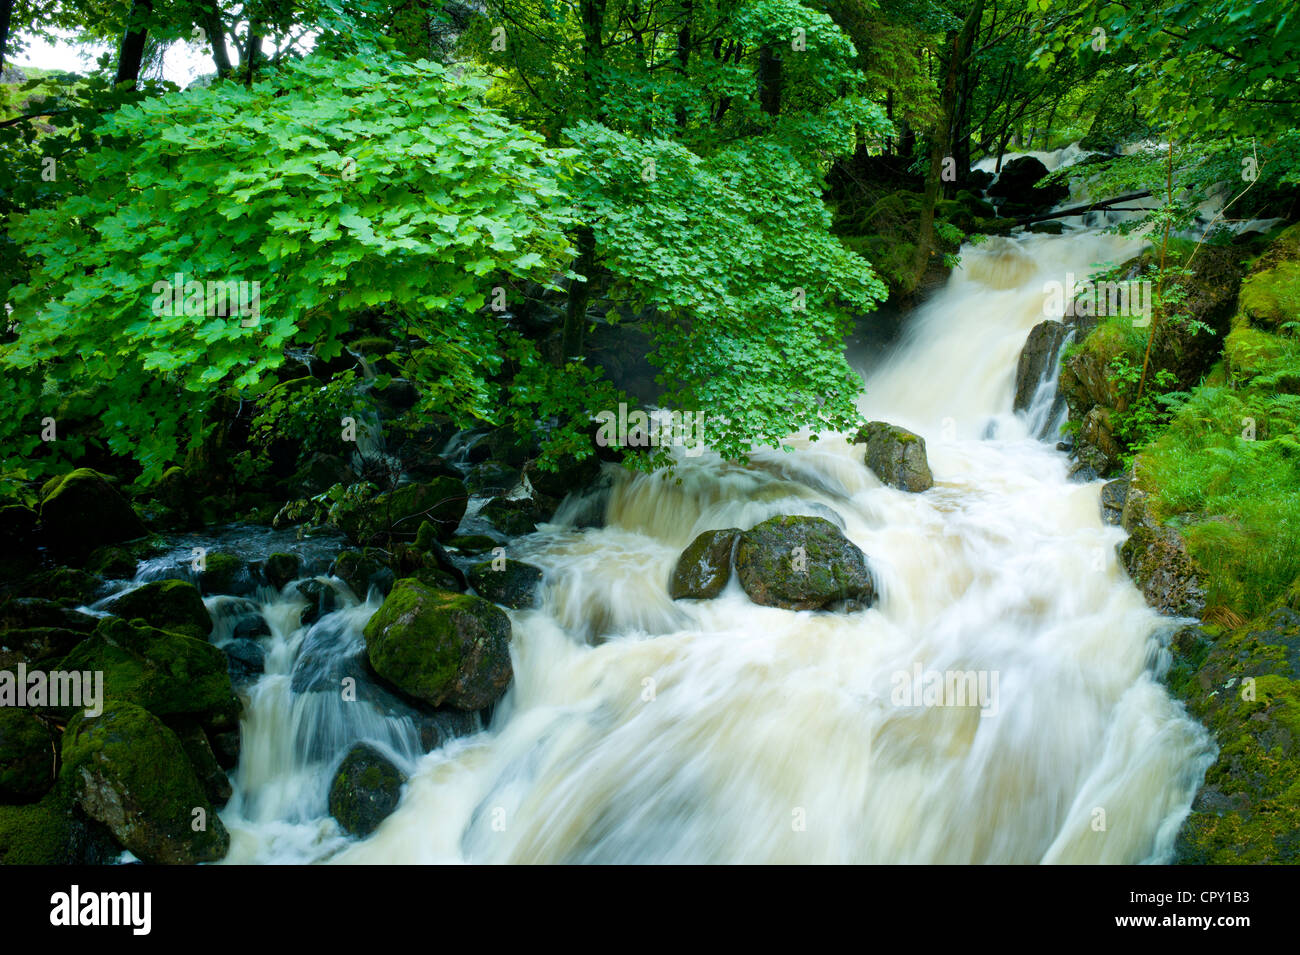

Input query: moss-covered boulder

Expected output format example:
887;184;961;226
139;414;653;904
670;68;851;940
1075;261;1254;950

197;552;255;596
1119;523;1206;618
0;597;97;634
468;559;543;610
169;718;232;808
1237;258;1300;331
335;478;468;546
261;551;301;591
0;708;55;802
480;491;559;536
62;702;229;864
328;742;406;837
106;579;212;640
13;567;101;604
0;786;119;865
58;617;238;722
38;469;149;564
669;529;740;600
522;453;602;500
363;579;513;710
0;627;84;671
330;549;395;600
855;421;934;492
734;516;876;611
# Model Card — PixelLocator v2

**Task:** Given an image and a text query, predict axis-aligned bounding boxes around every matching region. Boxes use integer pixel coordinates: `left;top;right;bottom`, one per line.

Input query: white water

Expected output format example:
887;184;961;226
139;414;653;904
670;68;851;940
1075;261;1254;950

215;219;1215;865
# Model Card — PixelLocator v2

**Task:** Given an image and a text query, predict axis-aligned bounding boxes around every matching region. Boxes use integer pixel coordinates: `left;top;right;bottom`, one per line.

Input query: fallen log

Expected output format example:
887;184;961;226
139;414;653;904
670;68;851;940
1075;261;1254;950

1013;190;1154;226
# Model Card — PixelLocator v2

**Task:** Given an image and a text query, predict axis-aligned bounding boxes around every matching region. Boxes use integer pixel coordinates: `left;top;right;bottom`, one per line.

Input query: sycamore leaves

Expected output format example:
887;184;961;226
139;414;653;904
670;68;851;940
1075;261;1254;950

3;54;576;482
567;119;889;461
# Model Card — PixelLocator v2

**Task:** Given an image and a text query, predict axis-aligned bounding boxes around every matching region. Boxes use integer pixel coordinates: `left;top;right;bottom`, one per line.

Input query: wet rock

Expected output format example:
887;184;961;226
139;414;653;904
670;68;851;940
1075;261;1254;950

669;529;740;600
168;718;232;807
105;579;213;640
855;421;934;492
467;428;536;468
468;559;543;610
1014;320;1070;414
465;462;521;496
1076;406;1122;476
1119;524;1206;617
0;598;97;634
0;708;55;802
334;477;468;546
230;612;271;641
1100;478;1129;525
330;549;394;601
987;156;1068;211
522;453;601;500
38;469;149;564
197;552;257;596
480;491;559;536
447;535;500;555
62;702;229;864
734;516;876;611
12;567;101;604
328;742;406;837
261;551;301;591
297;579;340;626
223;638;266;686
83;546;138;580
363;579;513;711
59;617;239;723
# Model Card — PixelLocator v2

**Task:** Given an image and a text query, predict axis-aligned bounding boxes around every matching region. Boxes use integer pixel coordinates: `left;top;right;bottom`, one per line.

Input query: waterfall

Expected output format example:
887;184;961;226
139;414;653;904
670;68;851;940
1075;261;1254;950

208;223;1214;864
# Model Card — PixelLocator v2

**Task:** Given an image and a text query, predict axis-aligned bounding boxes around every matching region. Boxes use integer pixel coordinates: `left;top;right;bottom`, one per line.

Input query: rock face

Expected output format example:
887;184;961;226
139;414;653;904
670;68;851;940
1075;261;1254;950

1014;320;1070;415
335;478;467;546
987;156;1069;213
1100;477;1129;525
734;516;876;611
855;421;934;492
1119;524;1206;618
61;702;229;864
468;559;543;610
328;743;406;837
669;529;740;600
59;617;238;722
363;579;513;710
38;469;148;564
106;579;213;640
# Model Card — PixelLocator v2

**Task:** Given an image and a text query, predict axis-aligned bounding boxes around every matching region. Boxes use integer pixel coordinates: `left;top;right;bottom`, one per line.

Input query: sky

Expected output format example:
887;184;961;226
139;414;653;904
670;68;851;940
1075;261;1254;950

10;31;221;86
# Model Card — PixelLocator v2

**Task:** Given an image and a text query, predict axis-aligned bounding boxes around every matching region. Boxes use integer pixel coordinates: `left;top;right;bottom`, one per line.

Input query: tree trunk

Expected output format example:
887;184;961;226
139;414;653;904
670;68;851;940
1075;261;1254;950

758;44;782;116
0;0;13;73
912;0;983;287
204;4;233;78
563;227;596;362
114;0;153;88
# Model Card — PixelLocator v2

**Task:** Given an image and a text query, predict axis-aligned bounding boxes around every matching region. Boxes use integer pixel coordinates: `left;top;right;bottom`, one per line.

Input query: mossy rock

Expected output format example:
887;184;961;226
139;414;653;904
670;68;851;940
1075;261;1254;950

669;529;740;600
330;549;394;600
334;478;468;546
734;516;876;611
522;452;602;499
1236;260;1300;331
38;469;148;565
1118;524;1206;617
105;579;212;640
57;617;238;723
363;579;513;710
468;558;543;609
84;546;138;579
328;742;406;837
13;567;101;603
0;597;97;634
197;552;254;596
0;628;85;671
62;701;229;864
262;551;301;591
855;421;934;492
0;708;56;802
480;492;558;537
0;785;117;864
447;535;500;554
168;718;232;808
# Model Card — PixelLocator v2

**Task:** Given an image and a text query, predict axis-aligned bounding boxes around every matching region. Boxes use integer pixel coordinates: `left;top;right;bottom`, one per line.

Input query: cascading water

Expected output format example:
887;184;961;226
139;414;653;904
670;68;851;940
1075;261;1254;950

203;191;1218;864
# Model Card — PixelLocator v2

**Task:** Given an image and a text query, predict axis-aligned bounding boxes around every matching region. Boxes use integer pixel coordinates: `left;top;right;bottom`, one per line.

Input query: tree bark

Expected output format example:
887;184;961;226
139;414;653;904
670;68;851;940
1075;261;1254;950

204;4;233;78
0;0;13;73
563;227;596;361
114;0;153;88
758;43;782;116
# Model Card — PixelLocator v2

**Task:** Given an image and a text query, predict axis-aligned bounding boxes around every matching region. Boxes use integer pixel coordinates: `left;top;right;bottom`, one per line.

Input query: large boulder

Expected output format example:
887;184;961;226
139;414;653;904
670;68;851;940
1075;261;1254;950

58;617;238;722
61;702;229;864
328;742;406;837
0;708;55;802
734;516;876;611
855;421;934;492
0;597;97;635
334;478;467;546
521;453;601;500
480;490;559;537
468;559;543;610
196;552;257;596
1014;320;1070;414
669;529;740;600
105;579;213;640
987;155;1069;212
363;580;513;710
330;549;395;600
38;469;148;564
1119;524;1206;617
